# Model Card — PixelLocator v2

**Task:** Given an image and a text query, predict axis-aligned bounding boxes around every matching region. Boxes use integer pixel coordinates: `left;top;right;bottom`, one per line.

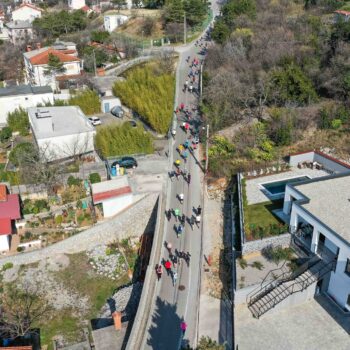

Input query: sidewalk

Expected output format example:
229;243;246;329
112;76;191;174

198;184;232;348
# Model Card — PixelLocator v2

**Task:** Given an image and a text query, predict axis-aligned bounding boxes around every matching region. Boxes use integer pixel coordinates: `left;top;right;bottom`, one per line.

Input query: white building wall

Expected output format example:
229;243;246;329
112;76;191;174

37;130;96;161
0;235;9;251
289;203;350;310
0;92;54;125
68;0;86;9
12;7;41;23
102;193;133;218
104;15;128;32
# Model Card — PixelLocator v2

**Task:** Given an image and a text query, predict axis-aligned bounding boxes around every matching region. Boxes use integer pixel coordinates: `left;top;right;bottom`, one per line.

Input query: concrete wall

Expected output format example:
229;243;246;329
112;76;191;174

0;235;9;252
0;193;158;267
289;151;350;174
242;233;291;256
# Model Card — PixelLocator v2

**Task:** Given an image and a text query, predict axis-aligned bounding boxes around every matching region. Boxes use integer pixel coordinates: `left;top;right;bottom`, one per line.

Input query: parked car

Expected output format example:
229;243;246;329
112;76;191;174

112;157;138;169
88;117;101;126
111;106;124;118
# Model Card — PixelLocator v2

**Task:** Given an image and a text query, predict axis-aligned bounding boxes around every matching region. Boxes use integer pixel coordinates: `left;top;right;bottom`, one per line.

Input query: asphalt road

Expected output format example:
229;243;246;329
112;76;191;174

143;26;214;350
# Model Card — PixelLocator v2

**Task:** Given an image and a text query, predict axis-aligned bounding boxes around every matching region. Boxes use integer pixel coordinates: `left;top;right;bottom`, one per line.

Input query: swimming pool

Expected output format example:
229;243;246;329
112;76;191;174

261;176;310;195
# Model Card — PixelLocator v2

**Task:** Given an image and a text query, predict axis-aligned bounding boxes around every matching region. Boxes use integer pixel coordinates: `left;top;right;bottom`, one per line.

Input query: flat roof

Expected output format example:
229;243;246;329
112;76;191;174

27;106;95;139
92;177;131;203
0;84;52;97
294;174;350;243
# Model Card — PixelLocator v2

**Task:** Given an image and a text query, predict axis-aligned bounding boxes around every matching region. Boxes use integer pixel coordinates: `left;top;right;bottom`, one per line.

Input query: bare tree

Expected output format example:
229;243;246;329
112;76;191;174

0;283;52;338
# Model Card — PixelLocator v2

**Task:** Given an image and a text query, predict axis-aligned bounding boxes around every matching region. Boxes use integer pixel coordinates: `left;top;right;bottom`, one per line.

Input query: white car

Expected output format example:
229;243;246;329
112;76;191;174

89;117;102;126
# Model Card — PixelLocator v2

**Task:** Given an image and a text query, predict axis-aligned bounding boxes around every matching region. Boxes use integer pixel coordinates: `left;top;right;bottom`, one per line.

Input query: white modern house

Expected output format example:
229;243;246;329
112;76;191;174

283;173;350;311
27;106;96;161
12;3;42;23
104;14;128;33
92;177;133;218
0;84;53;126
68;0;86;10
6;20;33;44
23;44;82;90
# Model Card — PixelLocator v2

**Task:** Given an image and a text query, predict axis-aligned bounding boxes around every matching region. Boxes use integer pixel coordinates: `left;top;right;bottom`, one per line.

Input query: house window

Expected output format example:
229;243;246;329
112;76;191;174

345;259;350;276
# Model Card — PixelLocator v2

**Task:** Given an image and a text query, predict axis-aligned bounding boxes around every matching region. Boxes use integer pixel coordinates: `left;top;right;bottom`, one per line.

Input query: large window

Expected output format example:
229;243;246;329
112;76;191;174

345;259;350;277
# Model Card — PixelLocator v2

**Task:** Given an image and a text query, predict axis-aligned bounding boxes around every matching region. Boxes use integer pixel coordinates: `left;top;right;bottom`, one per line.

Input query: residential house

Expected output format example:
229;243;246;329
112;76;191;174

334;10;350;22
6;20;33;44
0;10;9;41
104;14;128;33
23;43;82;90
27;106;96;161
282;171;350;312
0;184;21;252
68;0;86;10
92;177;133;218
0;84;53;126
12;3;42;23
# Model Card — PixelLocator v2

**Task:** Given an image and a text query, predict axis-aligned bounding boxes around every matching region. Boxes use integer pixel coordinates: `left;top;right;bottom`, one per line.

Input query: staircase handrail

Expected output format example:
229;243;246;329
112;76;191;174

254;257;336;318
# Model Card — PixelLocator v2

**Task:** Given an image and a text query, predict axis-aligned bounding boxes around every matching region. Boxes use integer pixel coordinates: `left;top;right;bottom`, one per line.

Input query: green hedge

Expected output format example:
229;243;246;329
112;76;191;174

113;65;175;134
95;122;154;157
68;90;100;115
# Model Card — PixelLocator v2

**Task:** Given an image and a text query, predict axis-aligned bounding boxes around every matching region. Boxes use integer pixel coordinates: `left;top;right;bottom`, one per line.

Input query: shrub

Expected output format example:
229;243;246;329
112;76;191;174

17;247;24;252
68;90;100;115
238;257;248;269
0;127;12;143
89;172;101;184
76;199;83;209
55;215;63;225
113;64;175;134
7;108;30;136
9;142;36;167
2;262;13;271
77;214;85;224
95;123;154;157
24;231;32;240
251;261;264;270
67;175;82;187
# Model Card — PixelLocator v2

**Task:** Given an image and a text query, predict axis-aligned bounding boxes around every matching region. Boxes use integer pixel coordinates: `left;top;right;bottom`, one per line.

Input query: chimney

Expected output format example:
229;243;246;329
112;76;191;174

36;42;41;50
26;45;32;52
112;311;122;331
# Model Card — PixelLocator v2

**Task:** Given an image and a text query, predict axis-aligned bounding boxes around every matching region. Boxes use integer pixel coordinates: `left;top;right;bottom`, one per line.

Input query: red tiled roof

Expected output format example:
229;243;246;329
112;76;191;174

29;48;80;65
81;5;91;12
335;10;350;16
0;217;12;235
0;184;7;202
93;186;132;203
15;3;43;12
60;49;77;55
289;149;350;169
0;194;21;220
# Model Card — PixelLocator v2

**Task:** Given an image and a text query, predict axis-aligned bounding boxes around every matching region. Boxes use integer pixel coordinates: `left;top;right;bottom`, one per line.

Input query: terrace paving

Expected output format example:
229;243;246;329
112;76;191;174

246;168;328;205
235;295;350;350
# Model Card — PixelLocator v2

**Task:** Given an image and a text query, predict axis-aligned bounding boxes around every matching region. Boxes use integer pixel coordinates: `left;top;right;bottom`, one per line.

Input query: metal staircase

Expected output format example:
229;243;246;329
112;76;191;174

246;249;336;319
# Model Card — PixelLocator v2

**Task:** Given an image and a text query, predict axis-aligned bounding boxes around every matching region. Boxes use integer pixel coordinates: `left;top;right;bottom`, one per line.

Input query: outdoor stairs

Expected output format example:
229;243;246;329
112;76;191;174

247;257;336;319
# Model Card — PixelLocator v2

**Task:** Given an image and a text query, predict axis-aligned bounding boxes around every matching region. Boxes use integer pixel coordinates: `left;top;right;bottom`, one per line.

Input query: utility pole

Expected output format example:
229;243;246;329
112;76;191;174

142;30;144;55
205;124;209;174
184;12;187;45
93;49;97;77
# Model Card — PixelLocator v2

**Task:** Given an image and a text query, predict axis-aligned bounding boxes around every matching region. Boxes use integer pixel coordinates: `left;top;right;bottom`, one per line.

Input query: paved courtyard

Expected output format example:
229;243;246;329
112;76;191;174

235;295;350;350
246;168;328;204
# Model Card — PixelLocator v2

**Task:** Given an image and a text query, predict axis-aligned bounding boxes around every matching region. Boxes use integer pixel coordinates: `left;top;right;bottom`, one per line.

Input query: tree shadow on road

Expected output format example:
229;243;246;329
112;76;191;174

146;296;185;350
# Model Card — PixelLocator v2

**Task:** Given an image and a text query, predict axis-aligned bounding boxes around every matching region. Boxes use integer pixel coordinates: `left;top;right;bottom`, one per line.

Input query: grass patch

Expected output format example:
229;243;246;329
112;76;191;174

245;199;287;240
113;62;175;134
39;252;131;348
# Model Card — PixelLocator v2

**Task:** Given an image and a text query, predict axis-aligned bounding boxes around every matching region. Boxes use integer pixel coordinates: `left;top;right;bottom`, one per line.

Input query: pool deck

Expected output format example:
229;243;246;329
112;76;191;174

246;168;328;205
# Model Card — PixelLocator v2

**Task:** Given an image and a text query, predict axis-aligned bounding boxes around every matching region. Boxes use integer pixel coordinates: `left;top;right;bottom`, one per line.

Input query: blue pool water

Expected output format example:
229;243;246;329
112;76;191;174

262;176;310;195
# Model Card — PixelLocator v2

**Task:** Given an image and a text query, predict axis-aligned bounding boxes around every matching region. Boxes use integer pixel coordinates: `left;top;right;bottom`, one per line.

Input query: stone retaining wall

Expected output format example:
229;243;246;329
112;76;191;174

242;232;291;256
0;193;158;267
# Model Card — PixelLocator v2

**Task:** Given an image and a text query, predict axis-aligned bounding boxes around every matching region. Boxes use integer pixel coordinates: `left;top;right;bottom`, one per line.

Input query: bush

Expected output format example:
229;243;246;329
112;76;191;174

67;175;82;187
89;173;101;184
17;247;24;252
9;142;36;167
7;108;30;136
0;127;12;143
2;262;13;271
113;64;175;134
95;123;154;157
90;30;110;43
68;90;100;115
55;215;63;225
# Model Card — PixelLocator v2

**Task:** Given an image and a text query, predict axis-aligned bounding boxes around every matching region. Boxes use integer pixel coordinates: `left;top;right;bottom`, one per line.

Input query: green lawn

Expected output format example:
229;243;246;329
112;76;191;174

245;199;287;241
